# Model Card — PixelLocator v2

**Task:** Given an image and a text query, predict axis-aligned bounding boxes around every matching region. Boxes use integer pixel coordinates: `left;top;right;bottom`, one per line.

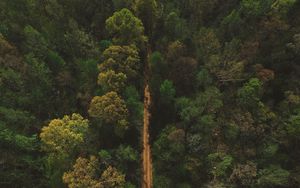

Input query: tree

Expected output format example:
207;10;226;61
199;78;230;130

286;109;300;138
63;156;126;188
237;78;263;109
153;126;186;184
196;69;213;89
23;25;49;59
205;39;245;83
230;161;257;186
134;0;159;37
164;12;188;41
64;19;100;59
105;8;147;45
160;80;176;104
98;70;127;93
40;113;89;154
99;45;140;80
168;57;198;95
194;27;220;62
89;92;129;127
176;87;223;124
240;0;273;18
207;152;233;180
257;165;290;187
112;0;134;10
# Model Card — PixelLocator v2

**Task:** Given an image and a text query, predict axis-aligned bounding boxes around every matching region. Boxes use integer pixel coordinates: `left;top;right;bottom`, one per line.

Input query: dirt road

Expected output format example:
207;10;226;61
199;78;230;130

142;47;152;188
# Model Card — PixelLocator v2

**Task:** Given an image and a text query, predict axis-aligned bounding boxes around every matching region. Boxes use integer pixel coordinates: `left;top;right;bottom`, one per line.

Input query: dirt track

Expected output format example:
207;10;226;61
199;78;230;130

142;47;152;188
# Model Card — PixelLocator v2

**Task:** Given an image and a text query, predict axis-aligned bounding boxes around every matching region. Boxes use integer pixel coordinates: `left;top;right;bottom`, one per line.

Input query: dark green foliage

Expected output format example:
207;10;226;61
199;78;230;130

1;0;300;187
160;80;176;104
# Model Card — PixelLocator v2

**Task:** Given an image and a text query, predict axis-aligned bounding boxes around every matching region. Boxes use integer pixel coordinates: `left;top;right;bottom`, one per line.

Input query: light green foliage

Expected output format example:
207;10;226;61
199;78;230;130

176;87;223;123
106;8;147;45
240;0;273;17
160;80;176;104
0;123;37;151
207;153;233;179
63;156;126;188
272;0;296;15
257;165;290;187
89;92;129;127
287;110;300;138
238;78;263;108
98;70;127;92
99;45;140;79
40;113;89;154
23;25;49;59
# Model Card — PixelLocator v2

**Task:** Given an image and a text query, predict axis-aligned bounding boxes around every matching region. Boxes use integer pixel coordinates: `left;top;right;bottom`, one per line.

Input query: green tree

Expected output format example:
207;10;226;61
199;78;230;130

134;0;159;37
160;80;176;104
238;78;263;109
23;25;49;59
89;92;129;127
207;152;234;179
286;109;300;138
105;8;147;45
257;165;290;187
164;12;188;41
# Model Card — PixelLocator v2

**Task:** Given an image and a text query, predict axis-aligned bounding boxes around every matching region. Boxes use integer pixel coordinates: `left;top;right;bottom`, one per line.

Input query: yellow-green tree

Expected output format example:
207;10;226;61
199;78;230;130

40;113;89;154
98;70;127;93
99;45;140;80
63;156;125;188
89;92;129;127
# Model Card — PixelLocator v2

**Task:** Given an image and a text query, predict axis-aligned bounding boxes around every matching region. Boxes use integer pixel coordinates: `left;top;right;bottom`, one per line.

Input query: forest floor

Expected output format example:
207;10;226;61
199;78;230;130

142;47;152;188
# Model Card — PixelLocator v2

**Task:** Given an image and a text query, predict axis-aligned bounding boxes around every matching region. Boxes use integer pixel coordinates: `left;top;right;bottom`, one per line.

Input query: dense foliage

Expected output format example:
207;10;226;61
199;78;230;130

1;0;300;187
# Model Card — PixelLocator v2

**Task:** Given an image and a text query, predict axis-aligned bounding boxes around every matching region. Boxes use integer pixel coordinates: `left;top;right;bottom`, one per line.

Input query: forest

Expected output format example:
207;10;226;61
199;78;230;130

1;0;300;187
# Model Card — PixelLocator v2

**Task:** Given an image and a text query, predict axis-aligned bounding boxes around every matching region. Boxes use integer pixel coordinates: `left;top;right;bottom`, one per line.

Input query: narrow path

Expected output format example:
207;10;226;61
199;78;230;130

142;47;152;188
